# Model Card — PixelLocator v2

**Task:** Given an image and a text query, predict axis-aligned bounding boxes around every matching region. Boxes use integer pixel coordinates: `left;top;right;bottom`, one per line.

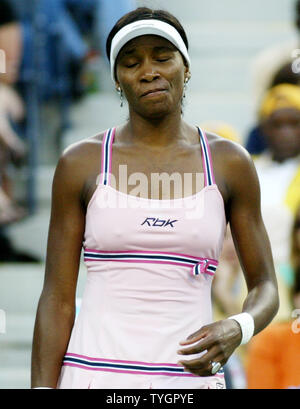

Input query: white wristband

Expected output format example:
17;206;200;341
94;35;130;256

228;312;255;345
33;387;54;389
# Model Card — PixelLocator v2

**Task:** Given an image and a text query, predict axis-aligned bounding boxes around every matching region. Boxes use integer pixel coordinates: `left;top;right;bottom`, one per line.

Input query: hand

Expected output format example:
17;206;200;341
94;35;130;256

0;83;25;121
0;113;27;158
0;188;27;225
177;319;242;376
0;83;26;159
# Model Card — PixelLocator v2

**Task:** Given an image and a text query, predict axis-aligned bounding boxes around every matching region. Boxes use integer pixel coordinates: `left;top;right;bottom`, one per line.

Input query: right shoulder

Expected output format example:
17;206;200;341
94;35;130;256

59;131;106;166
52;131;107;190
55;130;107;172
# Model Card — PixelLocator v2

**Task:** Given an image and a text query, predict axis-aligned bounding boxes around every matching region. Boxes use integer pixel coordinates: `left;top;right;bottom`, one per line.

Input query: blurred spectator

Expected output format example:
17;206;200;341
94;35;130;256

0;0;22;84
0;0;137;262
253;83;300;320
0;0;36;261
12;0;137;101
8;0;137;155
0;0;26;155
246;0;300;155
251;0;300;106
246;207;300;389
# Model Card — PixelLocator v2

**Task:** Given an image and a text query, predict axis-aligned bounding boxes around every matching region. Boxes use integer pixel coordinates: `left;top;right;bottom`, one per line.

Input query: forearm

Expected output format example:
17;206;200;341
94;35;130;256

241;279;279;335
31;293;75;388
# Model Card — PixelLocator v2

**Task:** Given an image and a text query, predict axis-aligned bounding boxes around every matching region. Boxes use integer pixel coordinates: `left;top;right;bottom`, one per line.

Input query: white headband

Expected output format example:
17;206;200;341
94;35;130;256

110;19;191;81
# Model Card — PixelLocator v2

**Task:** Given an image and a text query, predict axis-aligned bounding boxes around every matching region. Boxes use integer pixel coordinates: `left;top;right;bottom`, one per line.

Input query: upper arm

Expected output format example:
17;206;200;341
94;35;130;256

223;144;277;290
42;147;86;305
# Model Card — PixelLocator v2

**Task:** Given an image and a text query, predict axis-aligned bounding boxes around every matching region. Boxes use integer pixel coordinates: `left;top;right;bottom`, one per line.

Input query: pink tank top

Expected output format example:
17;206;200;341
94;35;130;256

59;126;227;387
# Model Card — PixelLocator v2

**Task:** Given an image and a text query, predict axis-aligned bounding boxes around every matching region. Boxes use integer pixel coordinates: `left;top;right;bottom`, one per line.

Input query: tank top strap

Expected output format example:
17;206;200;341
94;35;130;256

197;126;216;186
100;127;116;186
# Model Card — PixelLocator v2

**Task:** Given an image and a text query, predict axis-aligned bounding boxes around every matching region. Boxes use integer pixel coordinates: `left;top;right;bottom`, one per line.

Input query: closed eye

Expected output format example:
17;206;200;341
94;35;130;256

126;63;138;68
157;57;171;62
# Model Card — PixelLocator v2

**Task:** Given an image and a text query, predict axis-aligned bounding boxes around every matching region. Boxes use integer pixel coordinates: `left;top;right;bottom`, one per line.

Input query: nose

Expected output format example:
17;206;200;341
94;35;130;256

140;58;160;82
277;125;299;140
141;71;160;82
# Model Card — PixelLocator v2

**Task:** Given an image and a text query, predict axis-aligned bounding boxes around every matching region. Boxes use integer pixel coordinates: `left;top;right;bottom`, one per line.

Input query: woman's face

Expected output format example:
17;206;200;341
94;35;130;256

262;108;300;162
115;35;189;119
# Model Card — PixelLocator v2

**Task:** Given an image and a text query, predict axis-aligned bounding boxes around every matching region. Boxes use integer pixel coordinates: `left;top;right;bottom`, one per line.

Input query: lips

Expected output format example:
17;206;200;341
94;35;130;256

141;88;167;97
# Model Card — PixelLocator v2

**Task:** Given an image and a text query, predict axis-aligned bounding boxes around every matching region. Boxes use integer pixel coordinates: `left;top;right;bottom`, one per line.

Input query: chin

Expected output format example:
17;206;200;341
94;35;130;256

138;107;170;120
140;102;179;120
148;110;170;120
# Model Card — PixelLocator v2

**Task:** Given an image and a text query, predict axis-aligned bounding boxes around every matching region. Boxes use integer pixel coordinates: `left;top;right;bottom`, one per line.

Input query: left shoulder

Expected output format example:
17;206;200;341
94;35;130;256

205;131;259;189
205;131;252;166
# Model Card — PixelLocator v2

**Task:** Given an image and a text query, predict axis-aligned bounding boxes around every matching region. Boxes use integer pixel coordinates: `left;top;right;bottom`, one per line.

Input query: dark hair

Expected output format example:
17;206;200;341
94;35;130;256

106;7;189;62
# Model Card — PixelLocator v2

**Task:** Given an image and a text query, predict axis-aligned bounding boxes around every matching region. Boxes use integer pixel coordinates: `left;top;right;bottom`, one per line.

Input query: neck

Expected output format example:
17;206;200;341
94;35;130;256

123;108;188;149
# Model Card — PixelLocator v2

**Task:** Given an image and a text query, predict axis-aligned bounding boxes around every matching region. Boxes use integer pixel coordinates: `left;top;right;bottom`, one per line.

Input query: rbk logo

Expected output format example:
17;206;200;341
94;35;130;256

141;217;178;227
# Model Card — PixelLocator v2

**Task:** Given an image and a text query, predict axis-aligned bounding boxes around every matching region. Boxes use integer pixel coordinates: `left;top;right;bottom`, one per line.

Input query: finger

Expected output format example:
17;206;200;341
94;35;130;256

177;335;213;356
179;327;209;345
208;353;226;376
181;361;223;378
177;335;216;355
178;349;225;377
178;345;218;370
